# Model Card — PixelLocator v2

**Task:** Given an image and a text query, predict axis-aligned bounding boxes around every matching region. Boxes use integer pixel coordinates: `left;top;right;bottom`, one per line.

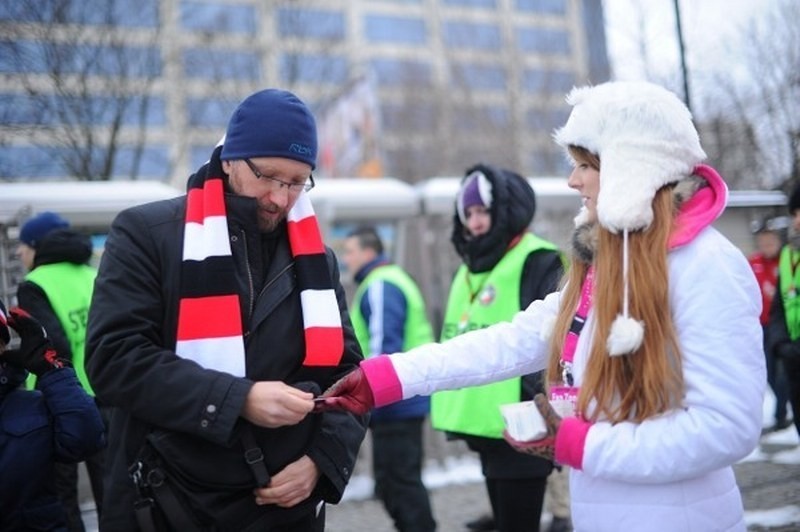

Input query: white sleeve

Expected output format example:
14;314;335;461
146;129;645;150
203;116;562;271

391;290;562;399
581;229;766;483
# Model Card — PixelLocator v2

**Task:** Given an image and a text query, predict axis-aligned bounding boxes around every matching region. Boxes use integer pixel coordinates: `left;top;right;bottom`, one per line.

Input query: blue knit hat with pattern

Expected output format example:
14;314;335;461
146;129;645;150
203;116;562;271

20;211;69;249
220;89;318;170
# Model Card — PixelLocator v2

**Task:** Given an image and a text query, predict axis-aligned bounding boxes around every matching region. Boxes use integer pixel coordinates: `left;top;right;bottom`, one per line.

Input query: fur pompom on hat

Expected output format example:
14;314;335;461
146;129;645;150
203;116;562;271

457;170;493;224
554;81;706;233
221;89;318;169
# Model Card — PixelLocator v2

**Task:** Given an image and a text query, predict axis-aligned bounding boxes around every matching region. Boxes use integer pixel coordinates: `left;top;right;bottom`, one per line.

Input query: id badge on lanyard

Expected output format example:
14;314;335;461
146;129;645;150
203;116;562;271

549;385;579;418
552;267;594;418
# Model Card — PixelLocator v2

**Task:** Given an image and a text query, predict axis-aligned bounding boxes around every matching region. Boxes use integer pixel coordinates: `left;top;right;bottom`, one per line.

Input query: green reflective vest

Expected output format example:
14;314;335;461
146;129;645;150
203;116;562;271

351;264;434;357
779;245;800;341
25;262;97;394
432;233;558;438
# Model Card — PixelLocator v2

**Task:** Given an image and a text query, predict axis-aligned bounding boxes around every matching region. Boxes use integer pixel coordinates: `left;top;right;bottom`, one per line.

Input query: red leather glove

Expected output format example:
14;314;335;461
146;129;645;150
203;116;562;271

313;367;375;415
503;394;562;462
3;308;64;376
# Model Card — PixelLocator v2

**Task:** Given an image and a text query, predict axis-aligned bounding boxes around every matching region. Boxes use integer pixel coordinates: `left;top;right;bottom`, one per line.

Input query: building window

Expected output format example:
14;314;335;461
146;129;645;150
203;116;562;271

522;68;575;93
450;62;506;90
442;0;496;7
279;53;348;84
0;144;169;179
0;40;161;77
370;59;432;87
516;27;570;55
182;48;260;80
113;145;170;179
190;144;216;170
452;104;509;130
180;1;256;34
1;93;165;126
186;97;240;127
514;0;565;14
526;107;570;133
381;102;437;131
364;14;427;45
0;0;158;27
277;8;345;40
442;21;501;50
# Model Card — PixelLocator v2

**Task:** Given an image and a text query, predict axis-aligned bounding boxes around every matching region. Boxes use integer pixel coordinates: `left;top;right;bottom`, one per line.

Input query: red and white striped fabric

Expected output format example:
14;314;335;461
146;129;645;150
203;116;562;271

175;147;343;376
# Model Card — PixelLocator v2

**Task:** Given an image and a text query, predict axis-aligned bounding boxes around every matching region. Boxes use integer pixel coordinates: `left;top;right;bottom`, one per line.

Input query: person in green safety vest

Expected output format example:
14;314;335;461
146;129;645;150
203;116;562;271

433;164;565;532
767;182;800;442
16;211;105;531
342;225;437;532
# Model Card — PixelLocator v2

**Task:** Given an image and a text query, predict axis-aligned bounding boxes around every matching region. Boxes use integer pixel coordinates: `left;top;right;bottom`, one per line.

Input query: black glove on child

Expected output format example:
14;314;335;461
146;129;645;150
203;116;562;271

3;308;64;376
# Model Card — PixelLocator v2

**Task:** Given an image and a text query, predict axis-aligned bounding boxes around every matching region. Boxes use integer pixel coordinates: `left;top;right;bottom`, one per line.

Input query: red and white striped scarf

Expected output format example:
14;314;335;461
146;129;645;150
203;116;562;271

175;147;343;376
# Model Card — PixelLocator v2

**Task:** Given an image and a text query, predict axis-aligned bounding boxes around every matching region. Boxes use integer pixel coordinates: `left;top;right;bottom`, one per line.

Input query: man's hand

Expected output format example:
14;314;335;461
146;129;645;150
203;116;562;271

3;308;64;376
313;368;374;415
503;394;562;462
241;381;314;428
253;455;320;508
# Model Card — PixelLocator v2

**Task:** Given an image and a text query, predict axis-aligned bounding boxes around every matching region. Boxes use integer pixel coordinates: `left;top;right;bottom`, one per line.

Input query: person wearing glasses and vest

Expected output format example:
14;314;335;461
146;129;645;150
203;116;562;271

433;164;564;532
85;89;367;531
342;225;437;532
16;210;104;531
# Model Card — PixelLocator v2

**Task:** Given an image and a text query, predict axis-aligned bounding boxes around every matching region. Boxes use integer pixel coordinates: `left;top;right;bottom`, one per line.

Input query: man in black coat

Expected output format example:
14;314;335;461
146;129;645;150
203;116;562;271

86;89;368;531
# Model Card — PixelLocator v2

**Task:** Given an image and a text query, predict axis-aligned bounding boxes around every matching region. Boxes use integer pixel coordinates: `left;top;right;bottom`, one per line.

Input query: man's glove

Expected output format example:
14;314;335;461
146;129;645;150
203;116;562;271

503;394;562;462
313;368;375;415
3;308;64;376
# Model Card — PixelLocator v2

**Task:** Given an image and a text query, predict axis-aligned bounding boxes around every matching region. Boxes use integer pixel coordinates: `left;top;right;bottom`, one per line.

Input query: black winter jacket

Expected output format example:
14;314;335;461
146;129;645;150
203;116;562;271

86;191;367;530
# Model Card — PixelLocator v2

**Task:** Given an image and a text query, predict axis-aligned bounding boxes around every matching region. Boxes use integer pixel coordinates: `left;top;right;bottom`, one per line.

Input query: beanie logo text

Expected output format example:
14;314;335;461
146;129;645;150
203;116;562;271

289;143;313;156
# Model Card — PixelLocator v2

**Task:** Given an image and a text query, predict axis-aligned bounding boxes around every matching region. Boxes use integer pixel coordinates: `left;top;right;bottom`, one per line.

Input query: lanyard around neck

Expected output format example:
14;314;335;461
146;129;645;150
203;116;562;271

560;266;594;385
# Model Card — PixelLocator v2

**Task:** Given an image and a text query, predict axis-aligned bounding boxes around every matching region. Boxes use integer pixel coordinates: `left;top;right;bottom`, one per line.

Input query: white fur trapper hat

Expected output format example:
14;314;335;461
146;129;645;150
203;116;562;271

554;81;706;233
554;81;706;356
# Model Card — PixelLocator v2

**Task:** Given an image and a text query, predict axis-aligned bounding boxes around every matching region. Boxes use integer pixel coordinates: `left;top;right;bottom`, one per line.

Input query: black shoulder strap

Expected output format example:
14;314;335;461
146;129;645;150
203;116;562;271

241;425;271;488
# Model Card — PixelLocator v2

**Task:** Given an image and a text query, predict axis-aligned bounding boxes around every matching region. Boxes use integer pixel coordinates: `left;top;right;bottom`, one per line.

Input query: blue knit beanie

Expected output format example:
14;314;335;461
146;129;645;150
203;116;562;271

220;89;318;169
20;211;70;249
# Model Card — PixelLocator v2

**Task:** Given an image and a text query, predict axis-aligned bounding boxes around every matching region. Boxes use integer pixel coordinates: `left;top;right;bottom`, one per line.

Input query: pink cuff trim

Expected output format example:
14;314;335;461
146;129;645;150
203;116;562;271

361;355;403;407
554;417;591;470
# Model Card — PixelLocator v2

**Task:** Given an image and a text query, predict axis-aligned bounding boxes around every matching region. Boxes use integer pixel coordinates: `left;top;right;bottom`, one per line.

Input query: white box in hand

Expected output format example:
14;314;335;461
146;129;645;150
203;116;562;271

500;400;548;441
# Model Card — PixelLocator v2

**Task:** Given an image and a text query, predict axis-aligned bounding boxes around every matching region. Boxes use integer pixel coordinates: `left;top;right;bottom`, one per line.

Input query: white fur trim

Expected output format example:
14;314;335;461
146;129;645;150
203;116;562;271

554;81;706;233
607;315;645;356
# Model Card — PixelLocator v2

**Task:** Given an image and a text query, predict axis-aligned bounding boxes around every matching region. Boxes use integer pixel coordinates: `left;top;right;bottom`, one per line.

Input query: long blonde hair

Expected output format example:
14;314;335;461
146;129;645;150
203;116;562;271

547;148;685;423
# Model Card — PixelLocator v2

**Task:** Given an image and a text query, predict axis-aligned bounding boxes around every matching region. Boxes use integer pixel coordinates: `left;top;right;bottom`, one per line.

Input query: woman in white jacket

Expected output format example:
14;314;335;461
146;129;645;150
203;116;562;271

318;81;765;532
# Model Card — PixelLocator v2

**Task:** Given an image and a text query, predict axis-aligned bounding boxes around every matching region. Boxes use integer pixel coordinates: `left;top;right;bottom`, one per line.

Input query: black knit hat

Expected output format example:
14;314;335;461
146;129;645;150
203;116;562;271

789;183;800;214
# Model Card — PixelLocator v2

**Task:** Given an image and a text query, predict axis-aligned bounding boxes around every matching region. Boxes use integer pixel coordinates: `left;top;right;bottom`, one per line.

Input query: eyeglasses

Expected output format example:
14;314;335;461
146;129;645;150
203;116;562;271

244;159;315;193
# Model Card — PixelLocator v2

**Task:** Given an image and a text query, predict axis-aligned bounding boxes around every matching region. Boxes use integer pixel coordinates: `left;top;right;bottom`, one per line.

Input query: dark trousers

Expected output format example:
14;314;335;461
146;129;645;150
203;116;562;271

765;327;791;422
372;418;436;532
783;356;800;438
485;476;547;532
54;403;107;532
54;447;105;532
